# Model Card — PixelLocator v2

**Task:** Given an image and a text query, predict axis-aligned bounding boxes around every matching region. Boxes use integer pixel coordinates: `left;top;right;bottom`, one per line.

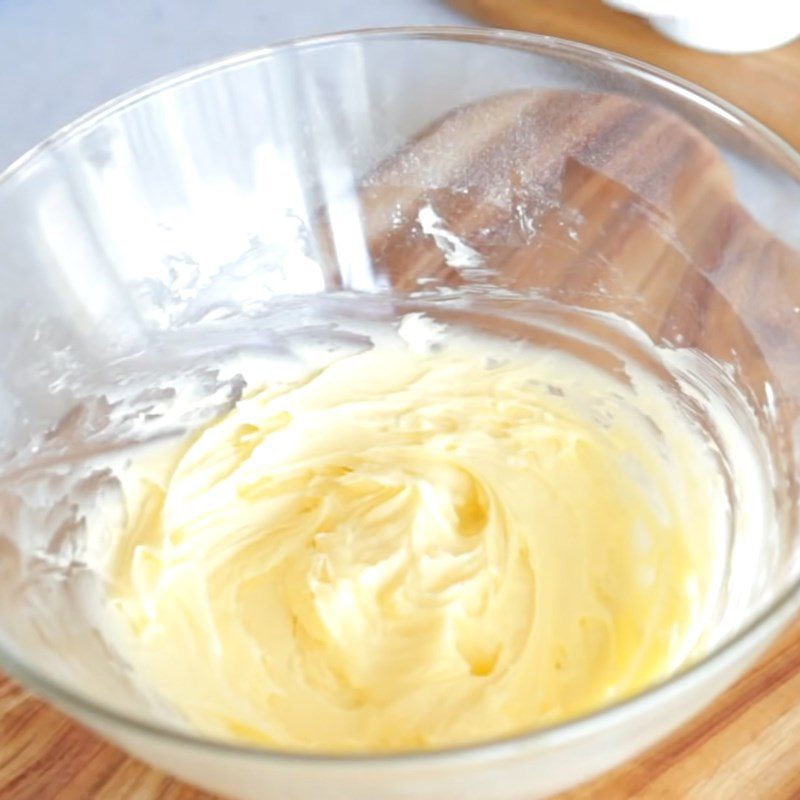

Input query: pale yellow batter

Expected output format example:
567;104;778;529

108;322;722;752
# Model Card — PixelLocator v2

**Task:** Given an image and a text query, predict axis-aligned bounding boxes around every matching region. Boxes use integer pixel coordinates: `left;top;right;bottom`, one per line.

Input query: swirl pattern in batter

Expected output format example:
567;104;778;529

108;321;723;752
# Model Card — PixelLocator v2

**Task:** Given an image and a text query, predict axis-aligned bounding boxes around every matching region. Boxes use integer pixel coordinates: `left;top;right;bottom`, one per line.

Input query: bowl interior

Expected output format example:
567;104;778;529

0;27;799;795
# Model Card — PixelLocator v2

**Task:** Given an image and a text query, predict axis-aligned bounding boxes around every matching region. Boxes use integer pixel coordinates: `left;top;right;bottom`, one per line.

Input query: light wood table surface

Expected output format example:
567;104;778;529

451;0;800;151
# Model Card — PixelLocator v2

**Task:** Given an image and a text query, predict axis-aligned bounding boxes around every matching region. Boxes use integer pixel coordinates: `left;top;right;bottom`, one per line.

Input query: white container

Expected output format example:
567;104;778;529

605;0;800;53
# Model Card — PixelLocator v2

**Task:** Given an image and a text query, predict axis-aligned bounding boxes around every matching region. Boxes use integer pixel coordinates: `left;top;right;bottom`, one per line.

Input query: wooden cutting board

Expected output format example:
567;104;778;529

2;617;800;799
2;84;800;799
450;0;800;151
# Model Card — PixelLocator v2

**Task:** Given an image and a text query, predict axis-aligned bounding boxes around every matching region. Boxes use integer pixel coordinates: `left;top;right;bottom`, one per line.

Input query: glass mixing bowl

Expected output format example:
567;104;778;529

0;27;799;800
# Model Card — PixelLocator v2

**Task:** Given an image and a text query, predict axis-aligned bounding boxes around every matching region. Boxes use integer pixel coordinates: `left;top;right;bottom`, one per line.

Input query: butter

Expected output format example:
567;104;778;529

107;322;723;752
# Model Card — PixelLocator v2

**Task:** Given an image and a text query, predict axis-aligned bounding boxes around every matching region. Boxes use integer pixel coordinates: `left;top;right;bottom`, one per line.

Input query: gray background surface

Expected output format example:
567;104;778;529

0;0;469;169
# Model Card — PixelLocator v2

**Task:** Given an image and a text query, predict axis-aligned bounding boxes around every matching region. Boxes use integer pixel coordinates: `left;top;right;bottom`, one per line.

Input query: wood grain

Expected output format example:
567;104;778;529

2;616;800;799
450;0;800;151
2;86;800;799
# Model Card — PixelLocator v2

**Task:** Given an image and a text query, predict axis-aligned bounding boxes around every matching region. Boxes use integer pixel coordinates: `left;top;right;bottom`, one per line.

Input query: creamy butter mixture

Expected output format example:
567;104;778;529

108;322;723;752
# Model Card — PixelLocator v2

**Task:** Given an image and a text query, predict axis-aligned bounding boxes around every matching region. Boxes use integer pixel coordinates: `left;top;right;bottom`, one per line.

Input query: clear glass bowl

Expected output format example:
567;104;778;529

1;27;799;800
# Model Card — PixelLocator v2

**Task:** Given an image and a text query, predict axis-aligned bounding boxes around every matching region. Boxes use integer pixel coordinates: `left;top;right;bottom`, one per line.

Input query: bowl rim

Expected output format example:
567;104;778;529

1;24;799;767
